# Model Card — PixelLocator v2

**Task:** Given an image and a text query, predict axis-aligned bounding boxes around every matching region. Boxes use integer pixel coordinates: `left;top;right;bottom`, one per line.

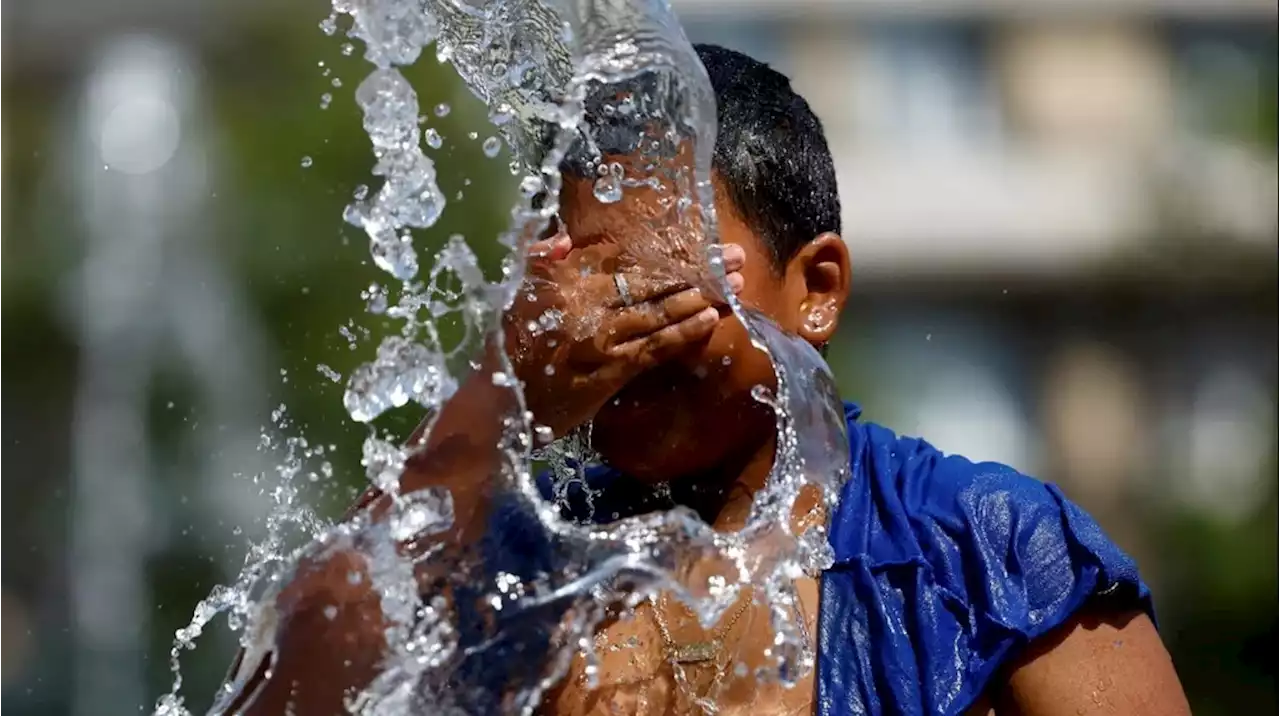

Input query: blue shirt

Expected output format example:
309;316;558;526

815;403;1150;715
473;402;1151;715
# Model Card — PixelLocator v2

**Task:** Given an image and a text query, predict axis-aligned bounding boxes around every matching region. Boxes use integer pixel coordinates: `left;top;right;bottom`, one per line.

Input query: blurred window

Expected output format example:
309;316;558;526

852;22;1002;150
1167;22;1277;147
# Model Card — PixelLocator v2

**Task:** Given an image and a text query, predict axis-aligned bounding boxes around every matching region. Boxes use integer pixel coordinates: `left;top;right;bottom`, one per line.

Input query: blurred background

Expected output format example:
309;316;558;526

2;0;1275;714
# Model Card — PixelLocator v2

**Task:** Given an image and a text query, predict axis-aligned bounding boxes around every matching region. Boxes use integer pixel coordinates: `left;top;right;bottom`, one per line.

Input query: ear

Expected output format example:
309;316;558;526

784;232;850;347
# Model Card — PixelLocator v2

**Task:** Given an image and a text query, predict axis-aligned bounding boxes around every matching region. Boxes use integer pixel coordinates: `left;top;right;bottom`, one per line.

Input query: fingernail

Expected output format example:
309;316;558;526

721;244;746;270
726;272;745;294
698;306;719;324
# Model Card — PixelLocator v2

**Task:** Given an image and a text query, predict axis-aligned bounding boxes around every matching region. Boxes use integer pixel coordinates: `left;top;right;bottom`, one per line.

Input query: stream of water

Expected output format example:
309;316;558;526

156;1;851;713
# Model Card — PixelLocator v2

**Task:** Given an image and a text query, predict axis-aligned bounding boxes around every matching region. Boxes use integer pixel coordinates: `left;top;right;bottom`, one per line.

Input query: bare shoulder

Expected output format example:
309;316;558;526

989;608;1191;716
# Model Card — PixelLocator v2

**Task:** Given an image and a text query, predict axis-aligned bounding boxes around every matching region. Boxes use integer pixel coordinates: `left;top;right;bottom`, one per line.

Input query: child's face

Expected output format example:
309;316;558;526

554;173;849;483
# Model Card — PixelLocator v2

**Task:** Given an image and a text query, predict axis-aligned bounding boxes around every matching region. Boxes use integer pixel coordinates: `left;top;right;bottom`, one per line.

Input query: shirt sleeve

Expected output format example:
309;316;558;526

818;422;1153;716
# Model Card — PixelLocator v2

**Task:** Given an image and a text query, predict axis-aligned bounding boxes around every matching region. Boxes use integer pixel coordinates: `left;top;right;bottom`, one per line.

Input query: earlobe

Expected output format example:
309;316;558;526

793;232;850;346
799;302;838;345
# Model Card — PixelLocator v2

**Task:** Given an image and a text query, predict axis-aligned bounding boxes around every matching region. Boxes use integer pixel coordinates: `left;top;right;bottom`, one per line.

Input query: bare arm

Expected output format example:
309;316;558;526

215;235;743;714
991;608;1191;716
224;353;517;715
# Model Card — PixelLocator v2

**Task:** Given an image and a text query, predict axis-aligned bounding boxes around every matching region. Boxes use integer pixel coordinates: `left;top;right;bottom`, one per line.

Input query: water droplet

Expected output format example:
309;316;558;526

362;282;389;314
317;364;343;383
537;309;562;331
300;156;313;168
425;128;443;149
519;175;543;197
593;174;622;203
341;42;354;56
323;605;339;620
320;93;333;110
353;184;369;200
331;77;343;88
481;136;502;157
534;425;554;444
344;337;456;422
543;364;555;376
434;103;450;117
389;488;455;540
319;14;338;35
491;371;516;388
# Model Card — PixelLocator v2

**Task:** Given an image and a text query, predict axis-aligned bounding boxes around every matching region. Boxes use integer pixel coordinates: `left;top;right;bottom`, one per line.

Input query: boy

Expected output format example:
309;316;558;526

219;45;1190;715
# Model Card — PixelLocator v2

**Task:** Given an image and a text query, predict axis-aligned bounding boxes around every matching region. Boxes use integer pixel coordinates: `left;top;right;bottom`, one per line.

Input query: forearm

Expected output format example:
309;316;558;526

230;343;529;714
348;338;521;537
226;548;388;715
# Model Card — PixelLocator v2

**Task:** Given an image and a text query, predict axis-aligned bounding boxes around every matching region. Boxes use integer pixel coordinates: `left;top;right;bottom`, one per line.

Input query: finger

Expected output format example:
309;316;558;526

606;287;717;346
719;244;746;273
591;272;690;309
609;306;721;372
603;244;744;305
726;271;745;295
529;234;572;261
701;270;745;303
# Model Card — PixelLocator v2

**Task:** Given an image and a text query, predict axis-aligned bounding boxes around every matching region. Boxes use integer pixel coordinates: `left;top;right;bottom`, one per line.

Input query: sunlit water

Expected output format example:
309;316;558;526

156;1;850;714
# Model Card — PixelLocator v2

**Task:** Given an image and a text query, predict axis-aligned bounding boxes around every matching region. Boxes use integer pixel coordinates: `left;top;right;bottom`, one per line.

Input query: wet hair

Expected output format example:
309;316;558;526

554;44;841;269
691;43;841;268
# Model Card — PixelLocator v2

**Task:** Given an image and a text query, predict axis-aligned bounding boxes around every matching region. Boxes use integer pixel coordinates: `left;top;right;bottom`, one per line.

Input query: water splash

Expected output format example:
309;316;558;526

342;66;444;281
156;409;332;716
160;0;851;713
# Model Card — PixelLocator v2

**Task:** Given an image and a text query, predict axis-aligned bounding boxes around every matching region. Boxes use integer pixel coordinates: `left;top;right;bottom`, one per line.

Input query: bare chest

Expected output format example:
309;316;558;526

543;580;819;716
540;578;997;716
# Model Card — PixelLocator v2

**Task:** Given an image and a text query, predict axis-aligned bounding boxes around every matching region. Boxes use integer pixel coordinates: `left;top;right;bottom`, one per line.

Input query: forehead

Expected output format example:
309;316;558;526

556;172;763;259
556;175;673;245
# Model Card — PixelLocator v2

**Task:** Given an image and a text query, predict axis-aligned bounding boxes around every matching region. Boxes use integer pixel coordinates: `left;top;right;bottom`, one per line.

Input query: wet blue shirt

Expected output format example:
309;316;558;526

813;403;1150;715
476;402;1151;715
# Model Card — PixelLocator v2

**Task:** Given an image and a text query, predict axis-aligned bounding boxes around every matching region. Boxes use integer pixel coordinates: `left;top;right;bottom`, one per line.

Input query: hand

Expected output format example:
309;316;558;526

505;232;745;438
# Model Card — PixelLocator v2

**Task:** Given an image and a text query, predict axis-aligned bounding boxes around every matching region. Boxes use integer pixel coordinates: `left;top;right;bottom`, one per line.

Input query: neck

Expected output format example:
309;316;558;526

667;428;776;532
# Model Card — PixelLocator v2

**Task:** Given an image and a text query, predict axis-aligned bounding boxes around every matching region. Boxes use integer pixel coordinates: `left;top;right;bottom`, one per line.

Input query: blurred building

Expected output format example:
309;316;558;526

678;0;1276;277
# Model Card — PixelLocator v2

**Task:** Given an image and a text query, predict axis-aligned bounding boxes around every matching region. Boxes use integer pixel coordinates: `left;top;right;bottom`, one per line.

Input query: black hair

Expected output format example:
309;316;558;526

692;43;841;268
555;44;841;269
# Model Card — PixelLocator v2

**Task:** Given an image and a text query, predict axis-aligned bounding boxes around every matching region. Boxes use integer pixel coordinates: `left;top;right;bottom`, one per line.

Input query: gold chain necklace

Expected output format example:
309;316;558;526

649;591;753;713
651;592;752;664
